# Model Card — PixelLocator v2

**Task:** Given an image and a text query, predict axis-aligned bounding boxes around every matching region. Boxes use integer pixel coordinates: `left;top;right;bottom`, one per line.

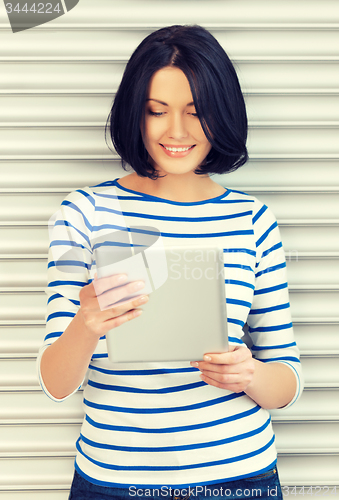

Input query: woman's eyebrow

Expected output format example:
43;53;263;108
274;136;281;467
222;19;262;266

146;99;195;107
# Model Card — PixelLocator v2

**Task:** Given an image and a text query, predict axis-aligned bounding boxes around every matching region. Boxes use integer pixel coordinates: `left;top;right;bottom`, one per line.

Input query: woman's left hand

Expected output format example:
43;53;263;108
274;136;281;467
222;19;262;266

190;345;256;393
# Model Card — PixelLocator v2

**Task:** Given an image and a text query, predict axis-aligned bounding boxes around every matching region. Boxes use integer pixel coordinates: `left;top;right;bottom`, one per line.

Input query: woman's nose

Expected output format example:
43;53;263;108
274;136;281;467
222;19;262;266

167;114;188;139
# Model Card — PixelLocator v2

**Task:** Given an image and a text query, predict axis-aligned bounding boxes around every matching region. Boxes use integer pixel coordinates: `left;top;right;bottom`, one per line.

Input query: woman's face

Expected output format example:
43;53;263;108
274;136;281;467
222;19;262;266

142;66;212;177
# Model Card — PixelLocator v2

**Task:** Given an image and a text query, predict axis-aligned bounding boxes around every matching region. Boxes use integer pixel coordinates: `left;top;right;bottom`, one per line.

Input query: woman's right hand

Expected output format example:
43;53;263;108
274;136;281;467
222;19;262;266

41;273;148;400
78;274;148;339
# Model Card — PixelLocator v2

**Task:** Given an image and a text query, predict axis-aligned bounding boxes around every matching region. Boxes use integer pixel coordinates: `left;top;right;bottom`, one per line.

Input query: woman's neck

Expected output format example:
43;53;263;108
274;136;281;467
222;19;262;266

118;172;226;203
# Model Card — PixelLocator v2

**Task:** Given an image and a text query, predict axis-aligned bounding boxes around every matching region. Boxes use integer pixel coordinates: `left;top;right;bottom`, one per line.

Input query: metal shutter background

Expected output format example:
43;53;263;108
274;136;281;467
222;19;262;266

0;0;338;497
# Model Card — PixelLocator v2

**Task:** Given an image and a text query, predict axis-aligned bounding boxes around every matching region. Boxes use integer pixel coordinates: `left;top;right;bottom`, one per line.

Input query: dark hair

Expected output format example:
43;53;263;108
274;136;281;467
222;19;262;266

106;25;248;179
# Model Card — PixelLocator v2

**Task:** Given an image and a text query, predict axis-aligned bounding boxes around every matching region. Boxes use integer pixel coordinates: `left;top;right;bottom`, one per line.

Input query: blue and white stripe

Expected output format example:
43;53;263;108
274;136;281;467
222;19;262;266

38;178;303;488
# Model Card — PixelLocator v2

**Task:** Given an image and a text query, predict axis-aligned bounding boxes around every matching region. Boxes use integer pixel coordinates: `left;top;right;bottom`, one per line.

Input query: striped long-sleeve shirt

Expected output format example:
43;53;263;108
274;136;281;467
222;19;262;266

38;178;303;489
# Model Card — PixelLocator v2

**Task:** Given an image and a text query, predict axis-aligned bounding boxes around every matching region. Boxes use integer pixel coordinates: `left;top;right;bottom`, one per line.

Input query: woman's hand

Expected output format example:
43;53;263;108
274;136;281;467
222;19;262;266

41;273;149;400
78;274;149;339
190;345;255;393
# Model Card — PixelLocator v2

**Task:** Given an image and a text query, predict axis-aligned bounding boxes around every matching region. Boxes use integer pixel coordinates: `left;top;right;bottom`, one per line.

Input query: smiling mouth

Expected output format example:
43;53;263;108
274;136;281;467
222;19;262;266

161;145;195;153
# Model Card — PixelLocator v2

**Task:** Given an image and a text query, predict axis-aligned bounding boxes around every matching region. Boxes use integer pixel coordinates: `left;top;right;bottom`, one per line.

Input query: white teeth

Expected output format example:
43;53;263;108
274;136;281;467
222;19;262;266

163;146;193;152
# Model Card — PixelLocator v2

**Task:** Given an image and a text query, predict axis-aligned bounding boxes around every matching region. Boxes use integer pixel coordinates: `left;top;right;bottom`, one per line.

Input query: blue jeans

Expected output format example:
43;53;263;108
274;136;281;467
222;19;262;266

68;467;283;499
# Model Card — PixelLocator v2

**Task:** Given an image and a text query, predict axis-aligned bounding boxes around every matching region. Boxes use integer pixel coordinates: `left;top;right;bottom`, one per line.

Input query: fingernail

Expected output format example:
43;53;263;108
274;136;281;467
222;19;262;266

131;281;145;291
137;295;148;304
204;355;211;361
117;274;128;283
190;361;199;367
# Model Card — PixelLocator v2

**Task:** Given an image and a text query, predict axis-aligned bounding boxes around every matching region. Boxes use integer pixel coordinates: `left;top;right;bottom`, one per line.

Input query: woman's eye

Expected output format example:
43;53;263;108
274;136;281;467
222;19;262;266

148;111;163;117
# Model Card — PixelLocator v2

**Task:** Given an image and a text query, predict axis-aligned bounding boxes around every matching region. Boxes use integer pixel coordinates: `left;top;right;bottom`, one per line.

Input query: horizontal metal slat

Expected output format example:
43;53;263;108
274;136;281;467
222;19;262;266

247;127;339;156
0;359;41;390
0;258;48;287
0;292;47;322
0;94;113;124
288;290;339;319
0;456;74;488
238;62;339;91
254;192;339;219
0;194;63;222
1;28;339;58
220;27;339;57
0;61;338;92
0;30;142;58
0;159;122;189
0;0;338;25
271;389;339;421
277;454;339;486
223;159;339;188
0;127;108;156
0;391;84;423
246;94;339;122
293;323;339;354
279;225;339;252
0;226;48;254
285;259;339;286
0;325;45;355
301;357;339;387
0;492;68;499
0;62;125;91
274;421;339;454
0;424;79;457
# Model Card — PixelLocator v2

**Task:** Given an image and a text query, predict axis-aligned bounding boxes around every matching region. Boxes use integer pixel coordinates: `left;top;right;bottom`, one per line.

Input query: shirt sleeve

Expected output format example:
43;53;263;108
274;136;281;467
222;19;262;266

37;188;95;402
247;200;304;408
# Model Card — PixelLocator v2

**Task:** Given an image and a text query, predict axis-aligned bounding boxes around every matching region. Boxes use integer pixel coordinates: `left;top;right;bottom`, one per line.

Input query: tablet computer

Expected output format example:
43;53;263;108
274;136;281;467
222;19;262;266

95;242;228;363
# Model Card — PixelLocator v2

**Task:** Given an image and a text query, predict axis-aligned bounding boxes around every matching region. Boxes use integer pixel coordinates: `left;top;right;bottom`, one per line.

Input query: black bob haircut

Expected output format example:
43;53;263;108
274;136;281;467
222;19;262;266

106;25;248;179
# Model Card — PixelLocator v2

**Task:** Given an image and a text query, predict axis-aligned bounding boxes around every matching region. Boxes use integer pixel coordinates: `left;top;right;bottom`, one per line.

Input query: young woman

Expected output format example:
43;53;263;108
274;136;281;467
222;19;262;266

38;25;303;499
